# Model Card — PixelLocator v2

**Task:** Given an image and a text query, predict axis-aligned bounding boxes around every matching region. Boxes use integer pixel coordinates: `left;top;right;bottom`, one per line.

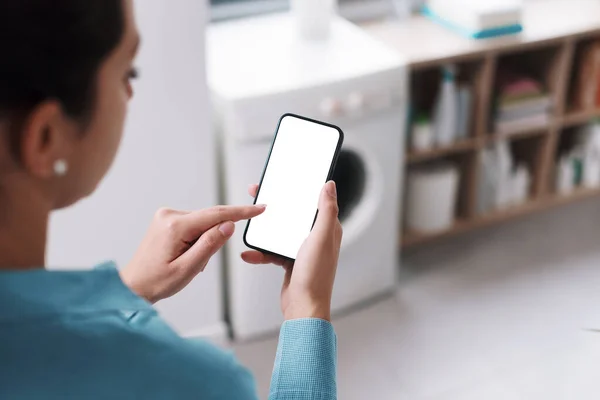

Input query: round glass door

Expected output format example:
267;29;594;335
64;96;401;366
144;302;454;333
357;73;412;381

332;150;366;222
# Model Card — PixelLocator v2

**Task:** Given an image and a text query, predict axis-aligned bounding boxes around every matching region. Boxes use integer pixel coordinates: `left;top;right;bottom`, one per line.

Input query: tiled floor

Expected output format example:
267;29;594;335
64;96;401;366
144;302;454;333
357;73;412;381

233;198;600;399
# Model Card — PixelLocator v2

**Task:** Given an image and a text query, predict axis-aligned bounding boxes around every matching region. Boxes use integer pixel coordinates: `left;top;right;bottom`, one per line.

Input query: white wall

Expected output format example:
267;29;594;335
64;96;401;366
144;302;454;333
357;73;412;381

47;0;226;339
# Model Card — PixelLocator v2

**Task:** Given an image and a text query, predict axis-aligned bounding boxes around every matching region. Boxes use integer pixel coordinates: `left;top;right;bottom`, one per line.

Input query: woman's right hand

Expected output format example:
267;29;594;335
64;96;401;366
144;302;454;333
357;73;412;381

241;181;342;322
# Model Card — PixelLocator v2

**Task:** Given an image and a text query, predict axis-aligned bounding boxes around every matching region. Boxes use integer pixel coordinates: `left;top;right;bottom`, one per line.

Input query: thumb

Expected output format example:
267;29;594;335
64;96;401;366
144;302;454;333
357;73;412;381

312;181;339;235
176;221;235;272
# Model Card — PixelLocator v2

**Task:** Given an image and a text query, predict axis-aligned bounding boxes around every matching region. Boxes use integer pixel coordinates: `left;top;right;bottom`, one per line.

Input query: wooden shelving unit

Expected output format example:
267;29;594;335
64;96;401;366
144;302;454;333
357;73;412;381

363;0;600;248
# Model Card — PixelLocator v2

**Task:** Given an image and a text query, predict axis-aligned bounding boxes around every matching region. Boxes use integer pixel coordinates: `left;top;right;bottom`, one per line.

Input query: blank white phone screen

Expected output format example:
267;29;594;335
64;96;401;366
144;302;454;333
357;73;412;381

245;115;341;260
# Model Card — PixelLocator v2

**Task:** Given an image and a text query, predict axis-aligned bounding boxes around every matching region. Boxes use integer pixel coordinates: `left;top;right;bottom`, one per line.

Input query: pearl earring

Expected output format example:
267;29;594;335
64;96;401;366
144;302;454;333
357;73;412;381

53;159;68;177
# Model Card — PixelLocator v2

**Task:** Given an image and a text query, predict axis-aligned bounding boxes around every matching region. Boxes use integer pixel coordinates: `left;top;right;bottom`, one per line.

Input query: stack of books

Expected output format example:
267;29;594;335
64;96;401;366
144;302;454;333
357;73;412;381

423;0;523;40
494;70;552;134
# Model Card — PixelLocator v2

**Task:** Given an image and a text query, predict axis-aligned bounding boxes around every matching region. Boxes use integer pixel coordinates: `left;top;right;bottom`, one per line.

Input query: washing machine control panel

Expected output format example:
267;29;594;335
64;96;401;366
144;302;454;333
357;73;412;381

346;92;366;115
225;67;407;142
319;97;344;118
319;88;401;119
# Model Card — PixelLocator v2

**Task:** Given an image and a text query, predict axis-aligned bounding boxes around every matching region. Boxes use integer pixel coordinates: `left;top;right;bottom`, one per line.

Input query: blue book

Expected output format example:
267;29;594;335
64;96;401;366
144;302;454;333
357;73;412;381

422;5;523;40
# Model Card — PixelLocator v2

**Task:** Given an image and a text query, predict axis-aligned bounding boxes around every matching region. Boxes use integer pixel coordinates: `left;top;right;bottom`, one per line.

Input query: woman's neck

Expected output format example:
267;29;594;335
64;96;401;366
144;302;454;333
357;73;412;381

0;179;49;270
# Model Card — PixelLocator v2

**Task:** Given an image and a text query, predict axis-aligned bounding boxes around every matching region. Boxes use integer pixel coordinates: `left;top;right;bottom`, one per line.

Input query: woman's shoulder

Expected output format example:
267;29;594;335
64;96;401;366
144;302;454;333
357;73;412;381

0;267;257;399
88;309;258;398
0;307;256;399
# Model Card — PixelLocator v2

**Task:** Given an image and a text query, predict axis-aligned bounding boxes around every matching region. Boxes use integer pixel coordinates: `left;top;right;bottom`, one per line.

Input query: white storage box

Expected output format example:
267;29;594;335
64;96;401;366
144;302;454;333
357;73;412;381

406;163;460;232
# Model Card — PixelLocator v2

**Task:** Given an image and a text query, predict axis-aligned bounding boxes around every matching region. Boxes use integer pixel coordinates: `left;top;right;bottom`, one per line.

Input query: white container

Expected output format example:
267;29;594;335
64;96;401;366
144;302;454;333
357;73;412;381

510;165;530;206
580;123;600;188
411;122;434;151
291;0;337;40
556;157;575;195
478;149;495;214
406;163;460;232
433;64;459;146
495;178;512;210
493;141;515;209
583;156;600;188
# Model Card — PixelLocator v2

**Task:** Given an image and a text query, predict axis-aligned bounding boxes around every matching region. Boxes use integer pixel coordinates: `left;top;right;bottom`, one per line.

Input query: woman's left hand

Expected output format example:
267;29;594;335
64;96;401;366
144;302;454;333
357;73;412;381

120;204;266;303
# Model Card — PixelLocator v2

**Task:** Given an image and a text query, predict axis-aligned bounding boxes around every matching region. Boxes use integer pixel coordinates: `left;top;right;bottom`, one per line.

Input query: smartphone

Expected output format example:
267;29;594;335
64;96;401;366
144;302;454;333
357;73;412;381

243;114;344;261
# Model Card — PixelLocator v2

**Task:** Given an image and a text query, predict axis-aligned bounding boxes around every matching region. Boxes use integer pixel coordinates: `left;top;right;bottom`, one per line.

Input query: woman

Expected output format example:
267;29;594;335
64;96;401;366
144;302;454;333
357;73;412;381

0;0;342;399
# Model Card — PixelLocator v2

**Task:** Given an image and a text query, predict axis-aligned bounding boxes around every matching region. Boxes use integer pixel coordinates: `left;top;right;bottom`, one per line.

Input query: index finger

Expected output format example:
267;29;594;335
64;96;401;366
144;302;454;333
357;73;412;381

180;205;266;240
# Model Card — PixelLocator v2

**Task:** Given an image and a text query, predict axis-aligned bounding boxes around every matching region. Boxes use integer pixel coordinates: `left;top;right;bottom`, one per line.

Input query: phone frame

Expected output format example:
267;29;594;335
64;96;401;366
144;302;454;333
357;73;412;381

243;113;344;262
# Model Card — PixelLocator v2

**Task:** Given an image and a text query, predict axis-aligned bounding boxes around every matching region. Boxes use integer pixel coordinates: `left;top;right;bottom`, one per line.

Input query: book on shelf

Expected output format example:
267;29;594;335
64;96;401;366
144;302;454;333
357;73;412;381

495;113;549;134
496;96;552;121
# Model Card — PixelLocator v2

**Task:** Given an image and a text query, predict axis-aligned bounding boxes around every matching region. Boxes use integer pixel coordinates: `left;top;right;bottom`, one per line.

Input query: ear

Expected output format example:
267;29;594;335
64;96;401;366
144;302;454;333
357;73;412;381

20;101;74;179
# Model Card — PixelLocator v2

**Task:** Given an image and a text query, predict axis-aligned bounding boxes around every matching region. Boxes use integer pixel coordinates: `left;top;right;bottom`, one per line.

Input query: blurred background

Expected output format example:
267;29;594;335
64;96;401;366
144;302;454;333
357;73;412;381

49;0;600;398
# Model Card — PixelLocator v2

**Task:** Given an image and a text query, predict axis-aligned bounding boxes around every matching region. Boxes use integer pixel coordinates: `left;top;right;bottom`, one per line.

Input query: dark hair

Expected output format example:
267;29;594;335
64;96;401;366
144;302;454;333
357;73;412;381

0;0;125;157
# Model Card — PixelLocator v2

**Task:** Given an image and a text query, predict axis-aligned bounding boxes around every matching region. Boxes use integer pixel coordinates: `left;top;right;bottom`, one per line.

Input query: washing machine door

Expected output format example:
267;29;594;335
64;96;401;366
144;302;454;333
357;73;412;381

332;144;384;247
332;150;367;223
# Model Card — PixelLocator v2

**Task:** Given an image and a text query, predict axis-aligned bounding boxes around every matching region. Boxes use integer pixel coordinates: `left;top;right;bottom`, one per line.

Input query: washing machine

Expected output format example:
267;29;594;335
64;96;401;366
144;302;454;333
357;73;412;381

208;13;408;340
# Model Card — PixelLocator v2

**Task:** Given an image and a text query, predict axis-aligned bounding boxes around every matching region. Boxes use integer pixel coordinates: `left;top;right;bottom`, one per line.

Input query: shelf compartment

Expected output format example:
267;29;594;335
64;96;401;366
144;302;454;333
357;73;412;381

403;152;478;243
409;59;485;142
550;125;600;195
512;134;549;198
489;45;563;134
475;134;548;219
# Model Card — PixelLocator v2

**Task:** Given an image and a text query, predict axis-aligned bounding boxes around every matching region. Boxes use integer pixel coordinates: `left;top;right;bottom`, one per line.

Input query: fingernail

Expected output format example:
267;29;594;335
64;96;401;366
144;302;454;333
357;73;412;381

219;221;235;237
255;204;267;210
326;181;337;198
